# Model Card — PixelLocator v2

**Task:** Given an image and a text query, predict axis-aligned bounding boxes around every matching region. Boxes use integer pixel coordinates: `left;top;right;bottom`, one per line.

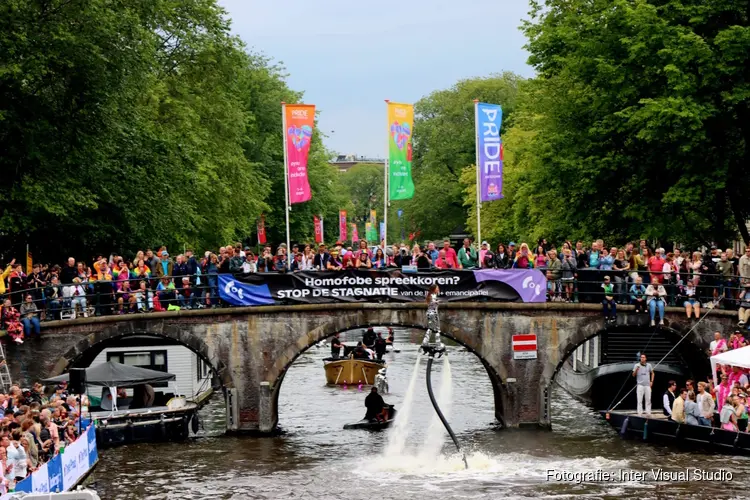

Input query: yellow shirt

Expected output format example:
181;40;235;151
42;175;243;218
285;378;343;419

0;265;11;294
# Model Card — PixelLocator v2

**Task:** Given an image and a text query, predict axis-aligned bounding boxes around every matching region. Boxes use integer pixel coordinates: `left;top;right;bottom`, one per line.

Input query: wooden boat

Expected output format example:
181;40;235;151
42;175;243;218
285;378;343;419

601;410;750;455
323;355;385;385
344;406;397;430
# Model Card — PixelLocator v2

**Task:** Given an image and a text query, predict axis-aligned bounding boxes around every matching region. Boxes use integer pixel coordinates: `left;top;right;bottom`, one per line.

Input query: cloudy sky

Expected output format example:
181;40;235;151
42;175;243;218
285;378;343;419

218;0;533;157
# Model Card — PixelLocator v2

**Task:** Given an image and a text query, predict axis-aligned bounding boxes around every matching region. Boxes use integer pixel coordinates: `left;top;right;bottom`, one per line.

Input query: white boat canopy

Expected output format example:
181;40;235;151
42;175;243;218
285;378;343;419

711;345;750;383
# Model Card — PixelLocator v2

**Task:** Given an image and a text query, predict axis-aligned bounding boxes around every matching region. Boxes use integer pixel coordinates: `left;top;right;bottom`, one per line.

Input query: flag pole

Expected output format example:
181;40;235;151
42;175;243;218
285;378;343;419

474;99;481;247
383;99;390;253
281;102;291;269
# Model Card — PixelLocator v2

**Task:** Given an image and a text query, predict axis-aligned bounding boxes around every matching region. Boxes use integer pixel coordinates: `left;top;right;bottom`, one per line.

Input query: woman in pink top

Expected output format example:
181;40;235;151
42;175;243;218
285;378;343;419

535;245;548;270
717;373;731;412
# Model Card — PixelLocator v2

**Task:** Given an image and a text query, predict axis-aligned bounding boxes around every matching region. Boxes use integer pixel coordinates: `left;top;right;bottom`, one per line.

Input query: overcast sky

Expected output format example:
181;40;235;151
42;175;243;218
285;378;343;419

218;0;533;157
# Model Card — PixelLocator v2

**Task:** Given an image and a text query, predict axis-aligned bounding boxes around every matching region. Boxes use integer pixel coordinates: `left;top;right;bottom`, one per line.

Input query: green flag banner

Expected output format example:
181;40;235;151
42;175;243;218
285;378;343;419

387;102;415;200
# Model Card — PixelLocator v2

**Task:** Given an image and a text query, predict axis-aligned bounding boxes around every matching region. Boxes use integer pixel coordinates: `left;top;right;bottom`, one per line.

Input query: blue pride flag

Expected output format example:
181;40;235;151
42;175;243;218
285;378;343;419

476;102;504;202
218;275;273;306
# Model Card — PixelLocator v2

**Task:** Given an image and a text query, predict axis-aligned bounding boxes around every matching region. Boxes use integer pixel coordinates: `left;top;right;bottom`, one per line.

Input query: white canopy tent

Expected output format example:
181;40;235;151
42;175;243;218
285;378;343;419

711;345;750;384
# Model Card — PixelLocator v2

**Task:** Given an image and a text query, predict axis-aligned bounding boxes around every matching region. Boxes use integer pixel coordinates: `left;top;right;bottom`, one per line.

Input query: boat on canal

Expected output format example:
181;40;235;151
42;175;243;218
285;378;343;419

601;410;750;455
44;361;203;448
323;355;385;385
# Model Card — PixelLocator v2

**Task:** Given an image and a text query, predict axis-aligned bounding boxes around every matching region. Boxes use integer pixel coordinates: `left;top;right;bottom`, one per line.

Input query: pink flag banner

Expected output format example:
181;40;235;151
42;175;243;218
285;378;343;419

339;211;347;242
284;104;315;204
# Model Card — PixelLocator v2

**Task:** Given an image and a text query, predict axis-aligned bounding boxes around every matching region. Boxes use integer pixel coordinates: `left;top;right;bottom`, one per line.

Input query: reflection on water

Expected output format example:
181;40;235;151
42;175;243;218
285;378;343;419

88;329;750;499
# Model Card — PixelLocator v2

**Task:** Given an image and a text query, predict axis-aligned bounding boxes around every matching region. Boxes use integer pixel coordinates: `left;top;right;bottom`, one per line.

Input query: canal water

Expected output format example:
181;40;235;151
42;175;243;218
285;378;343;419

88;329;750;499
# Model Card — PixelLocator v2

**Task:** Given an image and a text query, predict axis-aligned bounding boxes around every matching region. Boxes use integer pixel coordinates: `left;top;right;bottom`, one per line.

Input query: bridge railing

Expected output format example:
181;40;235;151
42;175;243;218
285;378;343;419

1;268;747;323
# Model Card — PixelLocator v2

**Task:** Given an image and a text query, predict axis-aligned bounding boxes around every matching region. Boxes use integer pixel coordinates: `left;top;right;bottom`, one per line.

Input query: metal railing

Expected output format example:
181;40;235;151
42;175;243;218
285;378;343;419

1;268;748;323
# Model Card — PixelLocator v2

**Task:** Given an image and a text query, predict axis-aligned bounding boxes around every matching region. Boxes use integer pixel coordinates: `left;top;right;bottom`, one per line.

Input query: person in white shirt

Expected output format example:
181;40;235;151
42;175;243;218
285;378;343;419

632;354;654;416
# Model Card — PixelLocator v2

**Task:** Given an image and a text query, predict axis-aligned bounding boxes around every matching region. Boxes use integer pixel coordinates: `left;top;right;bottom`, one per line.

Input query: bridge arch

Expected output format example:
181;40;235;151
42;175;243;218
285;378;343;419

268;310;510;430
542;318;710;423
49;322;234;390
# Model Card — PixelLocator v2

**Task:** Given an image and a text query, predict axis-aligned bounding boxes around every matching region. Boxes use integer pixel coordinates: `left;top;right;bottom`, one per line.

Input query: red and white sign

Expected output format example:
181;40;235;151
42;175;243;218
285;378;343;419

512;334;537;360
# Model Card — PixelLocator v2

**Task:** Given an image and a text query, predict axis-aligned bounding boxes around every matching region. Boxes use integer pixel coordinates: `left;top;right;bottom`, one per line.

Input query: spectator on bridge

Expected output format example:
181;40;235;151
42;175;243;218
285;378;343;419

272;249;287;271
356;251;372;269
612;249;630;304
492;243;509;269
574;241;587;269
393;244;410;267
45;275;64;320
587;241;601;269
684;280;700;319
177;277;196;309
458;238;478;269
19;294;41;338
441;240;459;269
646;281;667;326
116;280;137;314
2;298;24;343
601;276;616;323
134;280;153;312
507;241;517;263
255;246;272;273
482;241;492;267
630;276;647;313
512;243;533;269
534;245;547;271
434;249;453;269
355;240;372;260
60;258;77;285
647;248;664;284
546;250;562;301
313;244;329;270
8;264;26;305
413;245;432;270
326;250;343;270
426;242;439;263
599;247;615;271
155;251;174;279
740;247;750;284
717;252;736;306
632;353;654;416
373;248;387;269
290;252;305;272
560;248;577;302
70;278;88;317
155;276;176;309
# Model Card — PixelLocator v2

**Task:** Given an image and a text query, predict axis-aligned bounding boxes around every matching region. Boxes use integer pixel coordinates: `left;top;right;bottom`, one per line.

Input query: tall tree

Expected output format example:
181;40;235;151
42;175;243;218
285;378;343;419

513;0;750;247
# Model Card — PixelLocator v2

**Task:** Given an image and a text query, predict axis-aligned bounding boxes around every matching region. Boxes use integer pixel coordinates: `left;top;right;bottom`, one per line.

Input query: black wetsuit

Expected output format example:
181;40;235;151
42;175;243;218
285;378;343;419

364;392;385;421
363;329;376;347
331;337;343;358
374;337;387;360
352;346;369;359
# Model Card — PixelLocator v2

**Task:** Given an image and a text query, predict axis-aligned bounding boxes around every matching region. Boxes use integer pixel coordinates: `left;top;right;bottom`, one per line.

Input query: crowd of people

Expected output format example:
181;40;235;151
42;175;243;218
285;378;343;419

634;329;749;433
0;381;87;493
1;238;749;342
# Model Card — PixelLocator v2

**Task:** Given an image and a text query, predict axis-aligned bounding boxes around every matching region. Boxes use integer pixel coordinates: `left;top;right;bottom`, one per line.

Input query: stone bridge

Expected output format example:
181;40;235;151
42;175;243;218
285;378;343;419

14;302;737;433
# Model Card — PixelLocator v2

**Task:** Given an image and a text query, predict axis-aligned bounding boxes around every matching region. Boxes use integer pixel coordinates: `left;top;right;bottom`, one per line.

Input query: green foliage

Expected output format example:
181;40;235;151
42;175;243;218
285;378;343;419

492;0;750;247
0;0;346;261
403;73;523;242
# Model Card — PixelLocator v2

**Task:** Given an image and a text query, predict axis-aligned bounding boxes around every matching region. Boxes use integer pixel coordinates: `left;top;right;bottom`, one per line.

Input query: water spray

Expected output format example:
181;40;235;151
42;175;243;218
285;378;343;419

421;330;468;469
